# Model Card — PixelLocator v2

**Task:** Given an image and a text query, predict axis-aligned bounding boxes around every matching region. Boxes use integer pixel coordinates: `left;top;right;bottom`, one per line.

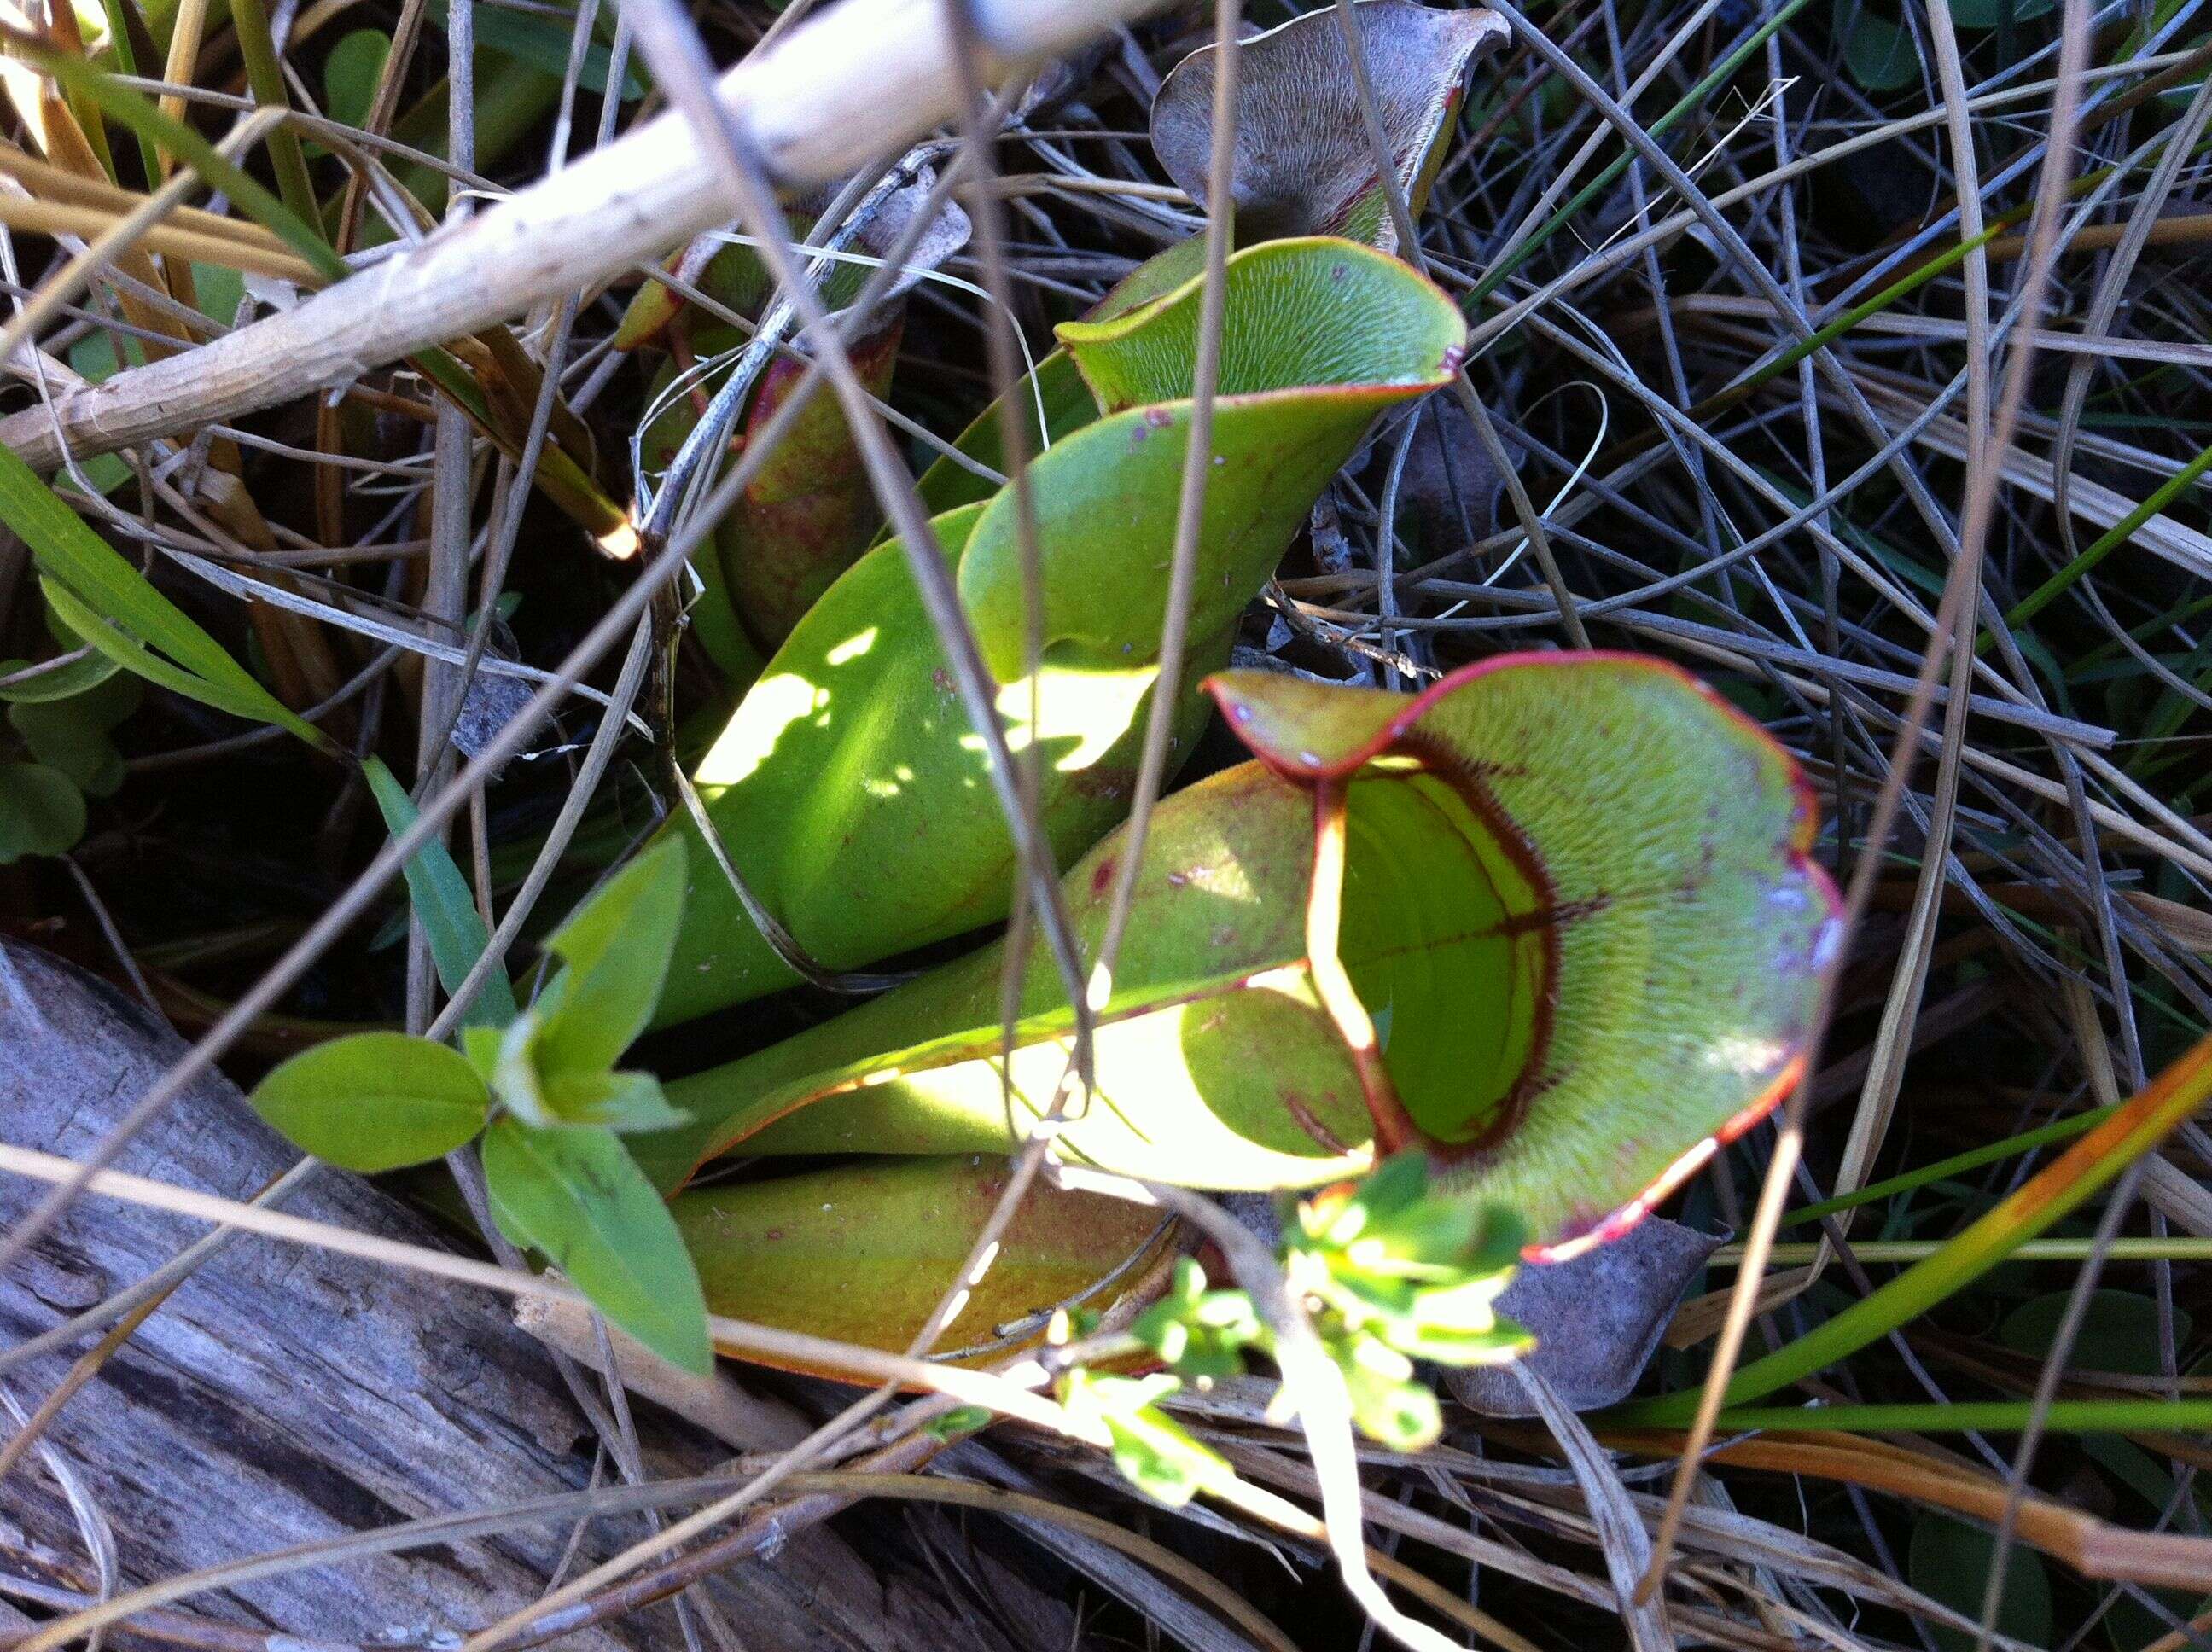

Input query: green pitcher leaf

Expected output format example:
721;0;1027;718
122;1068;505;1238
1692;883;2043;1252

637;358;763;684
0;762;87;864
247;1031;489;1172
635;754;1345;1192
1151;2;1507;250
914;26;1498;535
715;180;970;650
534;835;688;1076
480;1118;713;1375
672;1155;1173;1374
1208;655;1838;1254
965;238;1466;678
653;655;1838;1256
362;757;519;1030
637;236;1464;1031
717;323;903;649
616;240;776;355
642;179;969;653
911;346;1101;520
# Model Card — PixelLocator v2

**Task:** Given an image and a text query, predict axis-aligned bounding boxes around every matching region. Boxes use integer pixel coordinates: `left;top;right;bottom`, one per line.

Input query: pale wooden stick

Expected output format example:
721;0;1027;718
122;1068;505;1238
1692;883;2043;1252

0;1138;1083;1436
515;1295;813;1451
0;0;1173;470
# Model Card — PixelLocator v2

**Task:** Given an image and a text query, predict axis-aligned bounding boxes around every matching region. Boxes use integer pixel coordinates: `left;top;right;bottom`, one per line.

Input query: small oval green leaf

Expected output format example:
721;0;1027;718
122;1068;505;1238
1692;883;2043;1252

0;641;120;705
323;29;392;130
480;1119;711;1375
1948;0;2052;27
1907;1514;2052;1652
9;673;137;798
248;1031;489;1171
1836;0;1920;90
0;762;87;864
535;835;688;1077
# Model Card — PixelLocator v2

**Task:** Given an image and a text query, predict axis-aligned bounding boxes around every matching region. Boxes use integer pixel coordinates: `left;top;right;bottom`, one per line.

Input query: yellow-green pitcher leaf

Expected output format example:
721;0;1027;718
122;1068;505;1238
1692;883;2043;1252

637;237;1464;1030
676;1155;1173;1375
1212;654;1841;1252
650;655;1837;1256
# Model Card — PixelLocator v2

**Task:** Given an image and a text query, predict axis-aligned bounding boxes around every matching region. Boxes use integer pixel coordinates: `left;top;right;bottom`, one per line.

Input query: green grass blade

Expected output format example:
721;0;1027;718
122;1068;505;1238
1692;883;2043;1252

1712;1399;2212;1434
2000;436;2212;635
1778;1103;2118;1229
363;756;519;1029
14;44;632;544
39;579;313;738
1615;1032;2212;1425
226;0;323;231
1468;0;1813;305
21;43;348;283
1;444;325;746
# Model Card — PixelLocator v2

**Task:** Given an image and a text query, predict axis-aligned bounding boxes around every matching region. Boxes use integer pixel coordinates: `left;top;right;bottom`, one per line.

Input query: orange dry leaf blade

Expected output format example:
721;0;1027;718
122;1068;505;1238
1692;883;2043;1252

1620;1030;2212;1422
1586;1426;2212;1593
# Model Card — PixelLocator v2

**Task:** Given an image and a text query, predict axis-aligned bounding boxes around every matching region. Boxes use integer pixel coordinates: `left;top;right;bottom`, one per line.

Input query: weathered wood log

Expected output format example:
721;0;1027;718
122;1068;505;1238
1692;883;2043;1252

0;940;1064;1652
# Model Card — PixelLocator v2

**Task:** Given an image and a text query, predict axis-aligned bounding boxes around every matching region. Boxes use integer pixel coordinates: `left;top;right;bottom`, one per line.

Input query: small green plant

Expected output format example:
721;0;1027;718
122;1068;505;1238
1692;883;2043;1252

0;640;137;865
1088;1154;1530;1500
245;825;712;1373
1058;1369;1246;1509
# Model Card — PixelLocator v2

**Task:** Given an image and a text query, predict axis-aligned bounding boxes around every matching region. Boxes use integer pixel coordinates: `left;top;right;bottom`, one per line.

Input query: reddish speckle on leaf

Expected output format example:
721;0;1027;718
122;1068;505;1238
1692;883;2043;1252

1283;1091;1353;1154
1091;857;1118;896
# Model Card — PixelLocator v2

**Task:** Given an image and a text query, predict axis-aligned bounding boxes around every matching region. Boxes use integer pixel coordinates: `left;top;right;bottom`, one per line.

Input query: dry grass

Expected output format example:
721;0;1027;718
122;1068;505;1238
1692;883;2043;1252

4;0;2212;1647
